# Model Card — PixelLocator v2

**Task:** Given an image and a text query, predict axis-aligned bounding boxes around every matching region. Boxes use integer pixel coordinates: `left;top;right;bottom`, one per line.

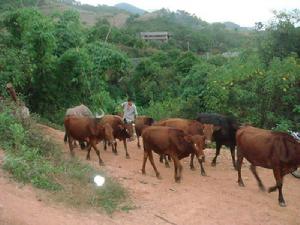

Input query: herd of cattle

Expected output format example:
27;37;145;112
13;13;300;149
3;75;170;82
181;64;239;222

64;104;300;207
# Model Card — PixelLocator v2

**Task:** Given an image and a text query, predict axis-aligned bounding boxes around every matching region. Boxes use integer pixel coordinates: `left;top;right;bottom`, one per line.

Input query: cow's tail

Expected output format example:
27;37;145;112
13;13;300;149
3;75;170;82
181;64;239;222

64;132;68;143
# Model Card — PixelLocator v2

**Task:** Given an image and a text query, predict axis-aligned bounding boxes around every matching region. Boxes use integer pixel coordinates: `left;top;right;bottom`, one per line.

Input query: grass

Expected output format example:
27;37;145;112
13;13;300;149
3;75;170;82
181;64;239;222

0;101;132;214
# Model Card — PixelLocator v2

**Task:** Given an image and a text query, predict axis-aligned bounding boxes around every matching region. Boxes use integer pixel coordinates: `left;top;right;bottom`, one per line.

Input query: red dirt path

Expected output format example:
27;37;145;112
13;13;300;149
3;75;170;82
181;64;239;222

1;124;299;225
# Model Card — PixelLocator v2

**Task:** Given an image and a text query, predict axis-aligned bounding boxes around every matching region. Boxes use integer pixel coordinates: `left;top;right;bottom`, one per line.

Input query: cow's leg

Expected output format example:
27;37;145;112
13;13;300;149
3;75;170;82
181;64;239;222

269;167;286;207
148;150;161;179
197;157;206;176
164;155;170;168
250;164;265;191
142;150;149;175
237;148;245;187
190;153;195;170
68;136;75;157
86;143;92;160
172;155;182;183
230;145;237;170
159;154;164;163
91;139;104;166
211;142;221;166
137;135;141;148
111;140;118;155
103;140;107;151
113;141;118;154
123;139;130;159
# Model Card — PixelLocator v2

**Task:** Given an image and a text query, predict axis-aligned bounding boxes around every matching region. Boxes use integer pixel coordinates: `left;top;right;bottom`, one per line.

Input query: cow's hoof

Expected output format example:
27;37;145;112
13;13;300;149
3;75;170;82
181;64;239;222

279;202;286;207
142;170;146;175
190;166;196;171
238;181;245;187
201;171;207;176
126;155;130;159
165;164;170;168
268;186;277;193
99;162;105;166
113;152;118;155
259;185;266;192
211;162;216;167
86;157;90;160
175;178;181;183
156;174;162;180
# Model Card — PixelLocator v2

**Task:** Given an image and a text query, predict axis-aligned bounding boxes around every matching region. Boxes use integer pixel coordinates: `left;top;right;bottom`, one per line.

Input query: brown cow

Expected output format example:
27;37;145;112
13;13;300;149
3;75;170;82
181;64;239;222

64;116;115;165
236;126;300;207
154;118;214;169
100;115;135;158
135;116;155;148
142;126;206;182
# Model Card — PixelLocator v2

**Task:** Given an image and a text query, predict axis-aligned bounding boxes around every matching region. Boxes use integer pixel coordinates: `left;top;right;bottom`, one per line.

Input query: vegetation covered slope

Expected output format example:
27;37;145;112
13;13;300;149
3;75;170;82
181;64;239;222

0;1;299;130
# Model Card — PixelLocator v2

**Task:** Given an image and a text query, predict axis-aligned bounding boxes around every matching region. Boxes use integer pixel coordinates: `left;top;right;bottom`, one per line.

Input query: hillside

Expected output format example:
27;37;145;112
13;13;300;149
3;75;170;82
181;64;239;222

114;2;146;15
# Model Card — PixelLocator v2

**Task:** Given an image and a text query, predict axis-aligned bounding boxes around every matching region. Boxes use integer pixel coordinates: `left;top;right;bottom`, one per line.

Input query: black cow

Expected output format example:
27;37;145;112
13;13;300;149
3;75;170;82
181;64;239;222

196;113;239;169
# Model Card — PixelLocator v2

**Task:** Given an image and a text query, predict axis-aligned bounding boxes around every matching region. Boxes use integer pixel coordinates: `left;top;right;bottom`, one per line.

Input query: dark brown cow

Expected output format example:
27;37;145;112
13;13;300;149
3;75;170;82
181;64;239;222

64;116;115;165
154;118;213;170
135;116;154;148
142;126;206;182
236;126;300;207
100;115;135;158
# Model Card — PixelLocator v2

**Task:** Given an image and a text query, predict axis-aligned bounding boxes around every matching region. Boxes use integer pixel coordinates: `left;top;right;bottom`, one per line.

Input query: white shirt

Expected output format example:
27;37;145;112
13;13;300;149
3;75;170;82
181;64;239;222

121;102;138;123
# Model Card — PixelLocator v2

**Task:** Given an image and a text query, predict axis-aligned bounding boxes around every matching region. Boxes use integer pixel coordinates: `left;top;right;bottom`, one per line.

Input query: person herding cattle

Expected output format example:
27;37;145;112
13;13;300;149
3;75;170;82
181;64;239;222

142;126;206;183
121;98;137;141
236;125;300;207
121;98;138;124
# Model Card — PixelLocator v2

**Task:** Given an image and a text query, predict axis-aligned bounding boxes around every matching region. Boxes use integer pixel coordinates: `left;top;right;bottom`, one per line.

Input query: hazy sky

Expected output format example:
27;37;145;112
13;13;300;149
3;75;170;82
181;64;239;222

78;0;300;27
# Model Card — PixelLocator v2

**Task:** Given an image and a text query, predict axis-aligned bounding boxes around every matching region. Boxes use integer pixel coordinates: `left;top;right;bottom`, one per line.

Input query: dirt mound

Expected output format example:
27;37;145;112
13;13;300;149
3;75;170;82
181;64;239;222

1;125;300;225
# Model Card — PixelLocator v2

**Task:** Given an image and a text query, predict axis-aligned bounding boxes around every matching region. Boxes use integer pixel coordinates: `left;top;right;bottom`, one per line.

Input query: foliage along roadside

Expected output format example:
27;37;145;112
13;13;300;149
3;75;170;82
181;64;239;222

0;7;299;131
0;101;132;214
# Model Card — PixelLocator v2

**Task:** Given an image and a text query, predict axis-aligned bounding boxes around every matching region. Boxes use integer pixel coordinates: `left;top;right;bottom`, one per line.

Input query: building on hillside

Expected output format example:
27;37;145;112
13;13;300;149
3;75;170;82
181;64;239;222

140;32;170;42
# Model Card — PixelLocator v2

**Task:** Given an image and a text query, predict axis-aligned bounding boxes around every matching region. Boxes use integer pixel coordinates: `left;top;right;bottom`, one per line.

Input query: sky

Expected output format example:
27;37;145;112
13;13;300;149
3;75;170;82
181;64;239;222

78;0;300;27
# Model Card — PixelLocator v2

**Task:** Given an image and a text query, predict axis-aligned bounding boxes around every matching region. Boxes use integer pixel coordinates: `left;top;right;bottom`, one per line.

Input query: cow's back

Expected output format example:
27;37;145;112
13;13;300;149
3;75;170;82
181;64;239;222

155;118;203;136
66;104;93;117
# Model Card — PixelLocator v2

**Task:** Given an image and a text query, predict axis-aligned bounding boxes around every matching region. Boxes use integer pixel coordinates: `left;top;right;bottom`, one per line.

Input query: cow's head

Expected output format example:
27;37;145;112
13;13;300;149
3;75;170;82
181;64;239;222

124;122;137;141
118;124;131;139
184;134;206;162
203;124;221;143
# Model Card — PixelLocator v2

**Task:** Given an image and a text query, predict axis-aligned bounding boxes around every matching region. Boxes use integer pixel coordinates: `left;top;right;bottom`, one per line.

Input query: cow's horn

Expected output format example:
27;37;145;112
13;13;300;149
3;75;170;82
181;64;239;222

96;109;105;118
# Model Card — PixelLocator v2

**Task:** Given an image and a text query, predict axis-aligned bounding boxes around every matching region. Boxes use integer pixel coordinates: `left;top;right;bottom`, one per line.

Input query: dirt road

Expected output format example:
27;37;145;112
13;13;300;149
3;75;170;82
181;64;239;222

1;125;299;225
